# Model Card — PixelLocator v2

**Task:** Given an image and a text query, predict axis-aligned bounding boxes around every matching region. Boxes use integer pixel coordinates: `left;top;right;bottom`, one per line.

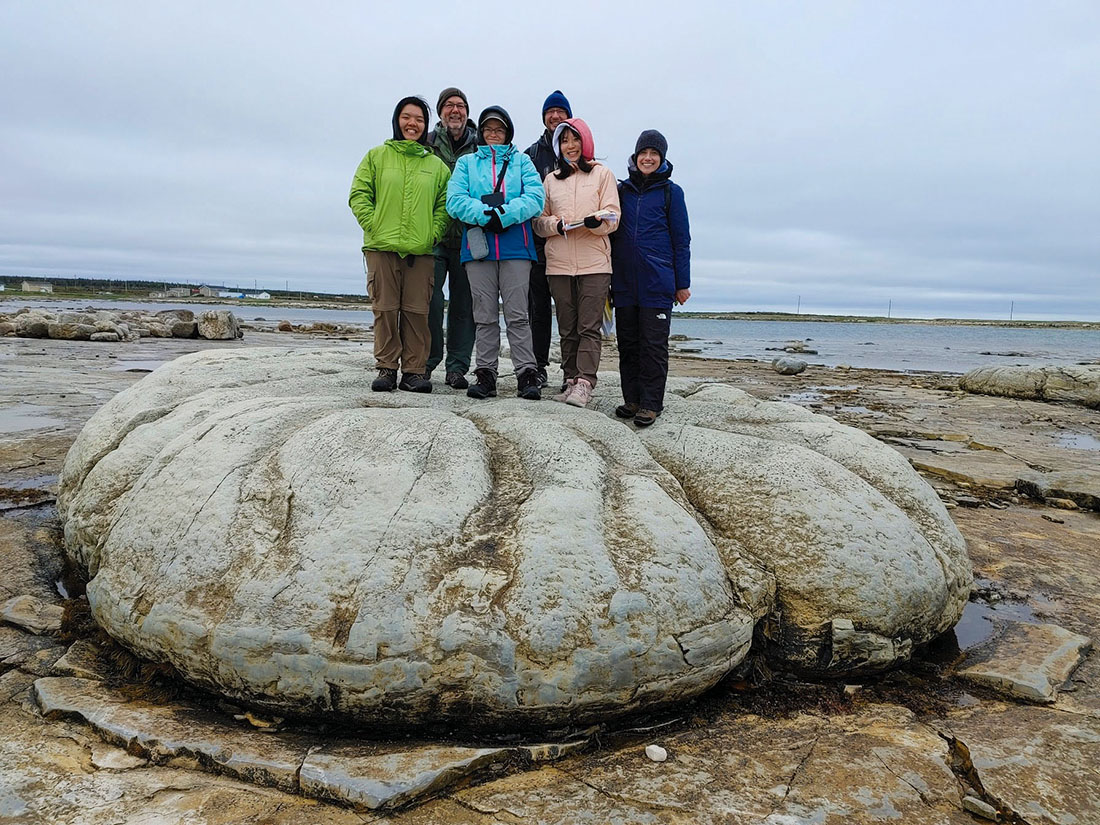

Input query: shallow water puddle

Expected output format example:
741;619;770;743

1055;431;1100;451
953;599;1044;650
0;404;65;433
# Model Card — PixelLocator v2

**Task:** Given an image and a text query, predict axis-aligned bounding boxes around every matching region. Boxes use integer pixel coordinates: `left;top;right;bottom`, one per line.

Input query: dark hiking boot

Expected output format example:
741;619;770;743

398;372;432;393
445;371;469;390
517;368;542;400
633;408;658;427
371;368;398;392
535;367;549;388
466;368;497;399
615;401;640;419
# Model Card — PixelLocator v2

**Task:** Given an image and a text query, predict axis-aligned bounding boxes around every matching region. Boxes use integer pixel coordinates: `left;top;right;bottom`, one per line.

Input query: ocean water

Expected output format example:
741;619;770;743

4;299;1098;374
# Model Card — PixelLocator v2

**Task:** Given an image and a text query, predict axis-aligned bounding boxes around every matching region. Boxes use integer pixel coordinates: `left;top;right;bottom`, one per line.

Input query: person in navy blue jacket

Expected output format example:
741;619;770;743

611;130;691;426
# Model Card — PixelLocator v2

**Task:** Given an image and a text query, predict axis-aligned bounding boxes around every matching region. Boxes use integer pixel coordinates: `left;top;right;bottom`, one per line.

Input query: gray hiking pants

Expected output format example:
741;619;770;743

466;259;536;376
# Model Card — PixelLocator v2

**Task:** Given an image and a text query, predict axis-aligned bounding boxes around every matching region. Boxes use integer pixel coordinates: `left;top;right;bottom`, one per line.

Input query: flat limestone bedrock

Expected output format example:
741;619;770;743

959;364;1100;408
57;347;970;727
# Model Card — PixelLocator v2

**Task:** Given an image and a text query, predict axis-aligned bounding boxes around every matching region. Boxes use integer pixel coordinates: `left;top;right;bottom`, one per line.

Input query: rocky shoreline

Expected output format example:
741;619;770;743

1;328;1097;823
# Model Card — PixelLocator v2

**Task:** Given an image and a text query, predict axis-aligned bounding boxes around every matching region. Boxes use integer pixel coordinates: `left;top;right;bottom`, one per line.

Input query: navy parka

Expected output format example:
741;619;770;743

611;160;691;309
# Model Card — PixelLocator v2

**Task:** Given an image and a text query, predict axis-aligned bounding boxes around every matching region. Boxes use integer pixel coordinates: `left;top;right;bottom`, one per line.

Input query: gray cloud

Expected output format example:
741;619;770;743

2;1;1097;318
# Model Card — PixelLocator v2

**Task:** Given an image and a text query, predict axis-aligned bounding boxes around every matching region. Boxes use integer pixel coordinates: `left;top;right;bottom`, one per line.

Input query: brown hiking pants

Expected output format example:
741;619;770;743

365;250;433;374
548;272;611;386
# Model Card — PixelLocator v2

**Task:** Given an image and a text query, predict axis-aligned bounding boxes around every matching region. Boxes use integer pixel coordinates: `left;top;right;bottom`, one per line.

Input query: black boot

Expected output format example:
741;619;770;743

466;368;497;399
371;368;397;392
517;368;542;400
398;372;433;393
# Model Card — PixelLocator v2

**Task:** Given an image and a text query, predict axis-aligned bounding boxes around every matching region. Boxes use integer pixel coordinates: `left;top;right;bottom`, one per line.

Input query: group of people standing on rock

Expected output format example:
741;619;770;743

349;88;691;426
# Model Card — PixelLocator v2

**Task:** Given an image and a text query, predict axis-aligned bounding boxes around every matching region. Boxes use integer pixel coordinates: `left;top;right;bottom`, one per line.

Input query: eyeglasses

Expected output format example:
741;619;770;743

482;126;506;135
442;102;467;111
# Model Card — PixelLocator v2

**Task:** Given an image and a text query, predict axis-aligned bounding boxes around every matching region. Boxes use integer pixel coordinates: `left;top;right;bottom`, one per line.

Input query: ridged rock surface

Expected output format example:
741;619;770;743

58;348;970;727
960;365;1100;408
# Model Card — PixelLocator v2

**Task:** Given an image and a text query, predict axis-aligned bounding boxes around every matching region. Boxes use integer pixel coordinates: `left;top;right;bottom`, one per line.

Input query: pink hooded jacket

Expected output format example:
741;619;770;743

533;118;620;276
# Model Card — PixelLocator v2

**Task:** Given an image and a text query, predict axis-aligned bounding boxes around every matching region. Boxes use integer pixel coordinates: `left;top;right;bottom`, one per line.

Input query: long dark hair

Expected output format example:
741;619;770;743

554;126;593;179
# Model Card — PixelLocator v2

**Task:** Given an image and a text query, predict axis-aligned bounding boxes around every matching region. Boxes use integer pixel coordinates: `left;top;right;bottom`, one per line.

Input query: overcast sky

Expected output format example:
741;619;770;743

2;2;1098;319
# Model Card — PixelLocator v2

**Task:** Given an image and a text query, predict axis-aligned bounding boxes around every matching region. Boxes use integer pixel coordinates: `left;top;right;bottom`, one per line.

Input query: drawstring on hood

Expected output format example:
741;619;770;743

391;96;431;146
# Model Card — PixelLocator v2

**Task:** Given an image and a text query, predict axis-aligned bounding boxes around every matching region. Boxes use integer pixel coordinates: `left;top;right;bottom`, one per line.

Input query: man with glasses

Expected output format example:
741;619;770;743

425;87;479;389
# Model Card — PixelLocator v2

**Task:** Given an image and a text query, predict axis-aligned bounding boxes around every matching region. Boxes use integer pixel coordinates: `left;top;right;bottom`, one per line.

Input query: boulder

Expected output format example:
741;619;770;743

0;322;14;336
157;309;195;323
15;314;51;337
57;349;969;728
170;320;198;338
772;357;807;376
90;331;121;343
47;323;96;341
960;365;1100;409
197;310;242;340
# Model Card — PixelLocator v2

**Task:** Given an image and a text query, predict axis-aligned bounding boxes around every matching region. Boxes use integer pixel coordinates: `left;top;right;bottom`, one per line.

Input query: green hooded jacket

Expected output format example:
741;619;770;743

426;121;478;248
348;139;451;256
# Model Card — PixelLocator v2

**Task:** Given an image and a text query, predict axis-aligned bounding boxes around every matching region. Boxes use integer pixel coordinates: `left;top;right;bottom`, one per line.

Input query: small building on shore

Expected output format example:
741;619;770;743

21;280;53;293
197;285;220;297
165;287;192;298
246;292;271;300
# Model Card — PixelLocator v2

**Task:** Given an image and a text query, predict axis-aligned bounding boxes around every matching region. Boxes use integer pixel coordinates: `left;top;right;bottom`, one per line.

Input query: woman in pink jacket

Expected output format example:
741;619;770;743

533;118;620;408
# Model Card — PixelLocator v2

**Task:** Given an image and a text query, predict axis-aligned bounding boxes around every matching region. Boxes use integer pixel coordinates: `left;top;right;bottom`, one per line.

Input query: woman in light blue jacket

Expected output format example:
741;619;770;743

447;105;545;400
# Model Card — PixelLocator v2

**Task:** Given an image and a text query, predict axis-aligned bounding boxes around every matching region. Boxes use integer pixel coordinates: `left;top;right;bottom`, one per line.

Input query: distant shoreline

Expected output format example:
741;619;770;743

672;311;1100;330
4;293;1099;330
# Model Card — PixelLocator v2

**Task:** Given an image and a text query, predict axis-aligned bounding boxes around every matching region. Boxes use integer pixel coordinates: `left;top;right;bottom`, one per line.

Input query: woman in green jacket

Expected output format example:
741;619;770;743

349;96;451;393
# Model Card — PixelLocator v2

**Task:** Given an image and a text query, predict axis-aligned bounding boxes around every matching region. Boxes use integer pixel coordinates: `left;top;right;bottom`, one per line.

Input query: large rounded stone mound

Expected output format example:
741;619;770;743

58;348;970;727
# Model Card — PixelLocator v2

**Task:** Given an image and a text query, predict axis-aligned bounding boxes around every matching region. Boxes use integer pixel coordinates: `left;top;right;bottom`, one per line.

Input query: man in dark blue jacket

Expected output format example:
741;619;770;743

524;90;572;387
611;130;691;427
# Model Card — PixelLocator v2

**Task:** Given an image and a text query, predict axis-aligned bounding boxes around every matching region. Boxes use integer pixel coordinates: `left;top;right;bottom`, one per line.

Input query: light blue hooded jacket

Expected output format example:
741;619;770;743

446;143;545;263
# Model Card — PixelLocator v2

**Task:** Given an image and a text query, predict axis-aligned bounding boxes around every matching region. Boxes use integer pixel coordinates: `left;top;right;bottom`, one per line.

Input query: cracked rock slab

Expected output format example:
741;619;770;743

1;594;64;634
30;676;585;811
33;676;310;791
958;619;1092;702
300;745;511;810
57;348;969;725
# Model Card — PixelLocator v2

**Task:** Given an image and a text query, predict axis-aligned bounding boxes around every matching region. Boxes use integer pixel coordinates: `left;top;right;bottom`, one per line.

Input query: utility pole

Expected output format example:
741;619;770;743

1010;301;1014;321
796;295;801;314
888;300;891;319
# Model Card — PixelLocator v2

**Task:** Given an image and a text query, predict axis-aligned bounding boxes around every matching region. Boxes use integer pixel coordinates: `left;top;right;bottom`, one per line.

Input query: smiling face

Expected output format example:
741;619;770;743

543;106;569;132
636;147;662;175
441;96;467;138
559;128;582;164
397;104;426;141
481;118;507;146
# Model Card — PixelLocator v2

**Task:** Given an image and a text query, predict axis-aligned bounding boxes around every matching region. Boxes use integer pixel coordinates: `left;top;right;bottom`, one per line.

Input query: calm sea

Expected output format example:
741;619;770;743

4;299;1098;374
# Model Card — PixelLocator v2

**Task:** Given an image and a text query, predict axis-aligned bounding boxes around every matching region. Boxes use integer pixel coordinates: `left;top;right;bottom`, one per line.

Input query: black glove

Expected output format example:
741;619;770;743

555;219;565;236
484;212;506;234
583;215;602;229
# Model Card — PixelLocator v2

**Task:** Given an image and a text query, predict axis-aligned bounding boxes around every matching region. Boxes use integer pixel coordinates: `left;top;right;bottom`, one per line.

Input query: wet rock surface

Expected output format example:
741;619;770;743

1;326;1097;822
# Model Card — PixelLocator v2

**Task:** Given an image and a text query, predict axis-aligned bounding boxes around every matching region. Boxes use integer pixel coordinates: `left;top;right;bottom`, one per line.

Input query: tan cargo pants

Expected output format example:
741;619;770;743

365;250;434;374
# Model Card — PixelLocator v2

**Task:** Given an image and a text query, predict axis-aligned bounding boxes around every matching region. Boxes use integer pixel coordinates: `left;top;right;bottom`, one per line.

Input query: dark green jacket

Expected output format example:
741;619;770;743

349;139;451;256
427;121;478;248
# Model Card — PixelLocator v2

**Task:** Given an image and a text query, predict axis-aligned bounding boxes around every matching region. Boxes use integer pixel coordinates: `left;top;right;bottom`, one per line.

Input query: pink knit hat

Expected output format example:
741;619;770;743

552;117;595;162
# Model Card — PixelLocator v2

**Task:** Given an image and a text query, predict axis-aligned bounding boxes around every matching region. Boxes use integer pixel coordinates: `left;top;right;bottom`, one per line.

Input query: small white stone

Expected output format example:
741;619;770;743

645;744;667;762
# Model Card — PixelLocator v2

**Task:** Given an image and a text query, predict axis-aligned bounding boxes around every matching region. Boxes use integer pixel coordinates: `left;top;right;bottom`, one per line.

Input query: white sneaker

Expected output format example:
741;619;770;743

553;378;576;403
566;378;593;407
